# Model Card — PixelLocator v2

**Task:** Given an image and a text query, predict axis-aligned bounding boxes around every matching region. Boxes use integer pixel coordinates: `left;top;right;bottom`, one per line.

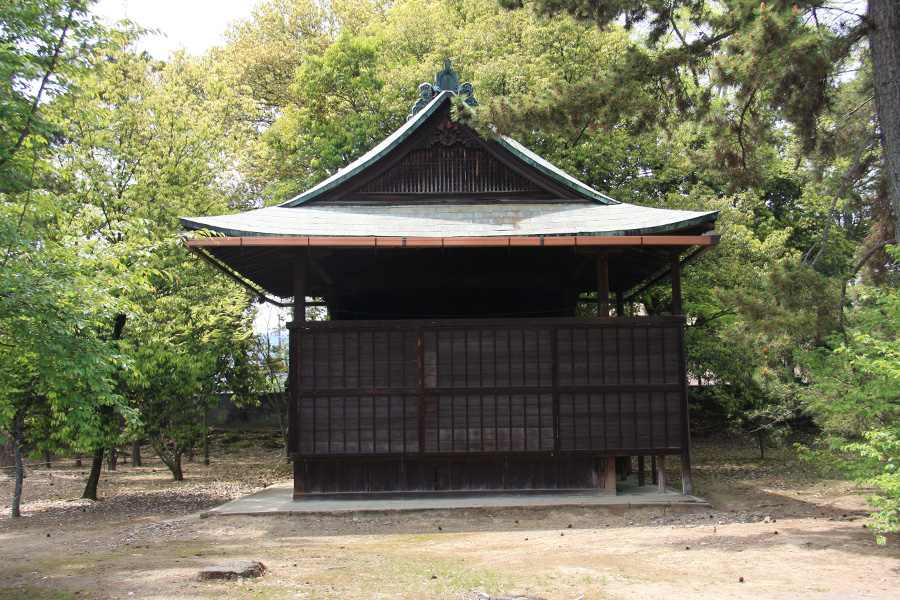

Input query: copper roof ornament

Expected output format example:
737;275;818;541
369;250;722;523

409;59;479;120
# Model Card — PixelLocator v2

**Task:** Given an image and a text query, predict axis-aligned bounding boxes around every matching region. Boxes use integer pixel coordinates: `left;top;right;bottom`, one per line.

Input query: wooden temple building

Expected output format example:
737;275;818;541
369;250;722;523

180;64;720;499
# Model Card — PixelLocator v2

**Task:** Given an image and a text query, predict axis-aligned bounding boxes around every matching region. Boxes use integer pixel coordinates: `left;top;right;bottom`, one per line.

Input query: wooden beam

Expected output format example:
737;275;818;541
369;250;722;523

625;242;715;301
596;251;609;317
187;246;292;308
308;256;336;287
616;291;625;317
564;253;594;285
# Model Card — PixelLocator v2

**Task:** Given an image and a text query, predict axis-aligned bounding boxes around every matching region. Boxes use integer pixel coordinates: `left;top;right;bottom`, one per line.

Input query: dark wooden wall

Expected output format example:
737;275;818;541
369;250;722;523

289;317;687;496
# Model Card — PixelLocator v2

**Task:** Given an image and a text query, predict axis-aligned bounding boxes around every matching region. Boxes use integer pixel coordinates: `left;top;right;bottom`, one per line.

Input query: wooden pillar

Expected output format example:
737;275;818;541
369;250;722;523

651;455;658;484
294;255;307;322
596;251;609;317
638;455;645;486
682;452;693;495
677;306;694;496
616;290;625;317
289;254;307;491
670;249;682;316
603;456;617;495
658;455;667;494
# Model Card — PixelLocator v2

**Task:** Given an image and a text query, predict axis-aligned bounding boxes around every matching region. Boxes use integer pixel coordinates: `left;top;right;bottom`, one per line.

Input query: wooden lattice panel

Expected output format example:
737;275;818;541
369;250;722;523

293;318;687;457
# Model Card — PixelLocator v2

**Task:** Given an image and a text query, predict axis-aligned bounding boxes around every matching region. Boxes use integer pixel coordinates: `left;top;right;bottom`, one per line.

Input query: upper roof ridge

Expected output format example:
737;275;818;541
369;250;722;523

278;62;617;207
409;59;479;120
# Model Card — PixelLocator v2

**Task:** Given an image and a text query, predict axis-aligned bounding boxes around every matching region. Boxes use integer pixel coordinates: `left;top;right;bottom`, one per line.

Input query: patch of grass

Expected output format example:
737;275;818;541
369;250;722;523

428;561;514;596
0;588;77;600
218;433;245;446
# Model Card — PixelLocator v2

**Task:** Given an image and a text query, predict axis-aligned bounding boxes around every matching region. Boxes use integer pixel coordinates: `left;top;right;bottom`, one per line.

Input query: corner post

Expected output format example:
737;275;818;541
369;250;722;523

294;255;307;322
596;251;609;317
670;249;682;316
291;254;307;497
671;248;693;495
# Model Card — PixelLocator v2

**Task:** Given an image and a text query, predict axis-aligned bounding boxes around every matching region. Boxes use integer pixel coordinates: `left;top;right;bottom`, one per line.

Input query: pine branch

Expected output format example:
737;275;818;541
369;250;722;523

809;131;880;267
838;240;895;332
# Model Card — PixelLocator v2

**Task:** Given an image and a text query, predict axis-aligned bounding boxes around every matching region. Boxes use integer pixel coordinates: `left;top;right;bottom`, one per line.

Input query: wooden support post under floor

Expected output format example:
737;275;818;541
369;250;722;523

658;455;667;494
604;456;617;495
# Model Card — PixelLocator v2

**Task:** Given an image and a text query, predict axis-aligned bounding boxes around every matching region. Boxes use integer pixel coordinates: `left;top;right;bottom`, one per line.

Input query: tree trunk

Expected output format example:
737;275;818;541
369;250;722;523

203;409;210;467
172;451;183;481
153;443;185;481
74;451;82;468
81;448;104;501
11;413;25;518
106;446;117;471
757;430;766;460
268;393;290;463
869;0;900;242
131;440;141;467
42;449;51;469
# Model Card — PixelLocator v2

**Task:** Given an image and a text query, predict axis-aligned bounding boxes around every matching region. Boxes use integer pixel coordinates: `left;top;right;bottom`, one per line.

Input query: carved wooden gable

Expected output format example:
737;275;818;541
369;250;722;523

356;119;543;198
338;115;562;202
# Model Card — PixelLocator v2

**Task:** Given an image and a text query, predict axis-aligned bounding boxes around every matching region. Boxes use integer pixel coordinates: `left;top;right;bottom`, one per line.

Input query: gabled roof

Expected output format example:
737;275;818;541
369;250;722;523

180;91;718;239
275;91;618;207
180;71;720;304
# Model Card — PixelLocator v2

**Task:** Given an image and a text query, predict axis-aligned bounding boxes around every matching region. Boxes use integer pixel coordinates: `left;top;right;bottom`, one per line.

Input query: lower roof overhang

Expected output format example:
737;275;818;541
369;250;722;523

184;232;720;307
187;233;718;249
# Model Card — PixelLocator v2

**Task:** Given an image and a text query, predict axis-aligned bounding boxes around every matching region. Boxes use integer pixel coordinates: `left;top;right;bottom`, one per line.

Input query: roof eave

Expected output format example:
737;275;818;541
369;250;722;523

495;136;619;205
185;232;721;249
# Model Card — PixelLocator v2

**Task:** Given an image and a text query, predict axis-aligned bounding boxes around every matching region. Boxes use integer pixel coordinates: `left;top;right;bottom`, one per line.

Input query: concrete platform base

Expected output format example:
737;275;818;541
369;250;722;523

200;478;709;518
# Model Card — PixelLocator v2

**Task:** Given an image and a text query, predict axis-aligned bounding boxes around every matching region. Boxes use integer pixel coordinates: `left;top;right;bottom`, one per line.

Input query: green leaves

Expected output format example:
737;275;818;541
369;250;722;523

0;191;137;454
0;0;111;194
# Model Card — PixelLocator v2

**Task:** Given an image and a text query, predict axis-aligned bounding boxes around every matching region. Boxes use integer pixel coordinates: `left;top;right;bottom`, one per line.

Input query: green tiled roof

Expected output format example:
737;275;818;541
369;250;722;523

180;92;718;238
180;202;718;238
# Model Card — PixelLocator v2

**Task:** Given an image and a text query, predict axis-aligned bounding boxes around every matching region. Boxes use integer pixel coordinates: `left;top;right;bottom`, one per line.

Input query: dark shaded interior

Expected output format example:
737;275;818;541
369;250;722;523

201;243;707;318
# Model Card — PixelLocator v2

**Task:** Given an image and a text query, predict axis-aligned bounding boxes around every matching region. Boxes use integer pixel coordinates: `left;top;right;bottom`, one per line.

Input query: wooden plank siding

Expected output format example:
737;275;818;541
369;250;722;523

289;317;687;496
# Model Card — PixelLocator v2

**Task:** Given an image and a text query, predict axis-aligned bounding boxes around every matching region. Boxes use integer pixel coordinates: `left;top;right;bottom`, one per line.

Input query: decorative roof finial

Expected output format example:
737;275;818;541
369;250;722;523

408;60;479;120
435;59;459;91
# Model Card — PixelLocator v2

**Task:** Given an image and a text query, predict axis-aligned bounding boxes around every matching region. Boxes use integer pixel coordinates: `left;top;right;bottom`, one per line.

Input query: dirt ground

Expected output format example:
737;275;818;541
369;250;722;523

1;430;898;600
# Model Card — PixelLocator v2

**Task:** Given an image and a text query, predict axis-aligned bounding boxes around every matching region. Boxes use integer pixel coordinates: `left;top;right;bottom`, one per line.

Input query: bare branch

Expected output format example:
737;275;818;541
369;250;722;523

810;132;880;267
736;89;757;172
669;16;700;87
838;239;895;332
834;95;875;130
